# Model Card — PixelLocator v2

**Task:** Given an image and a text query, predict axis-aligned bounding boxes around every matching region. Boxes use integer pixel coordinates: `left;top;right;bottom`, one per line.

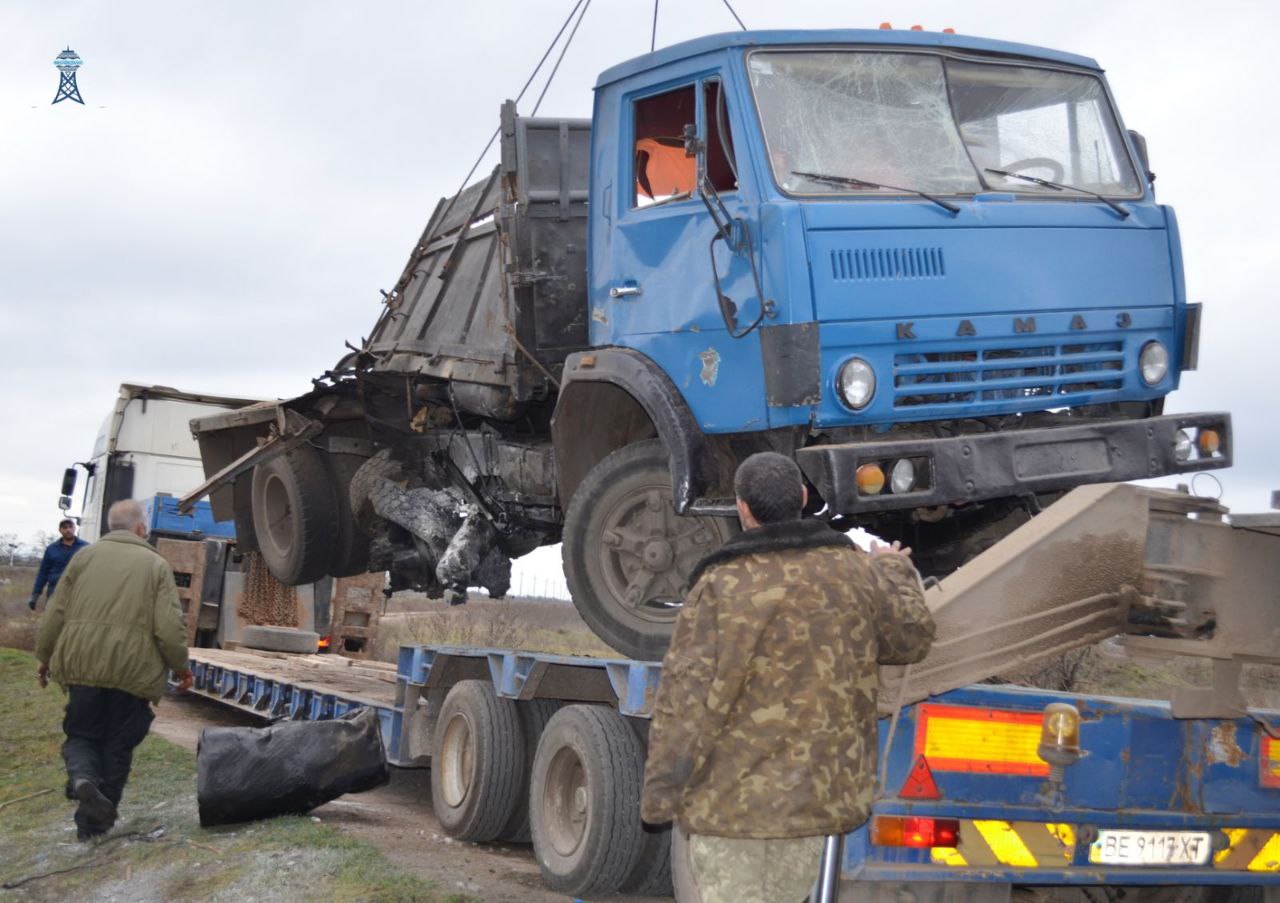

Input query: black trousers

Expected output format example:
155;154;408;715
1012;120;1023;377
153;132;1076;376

61;686;155;832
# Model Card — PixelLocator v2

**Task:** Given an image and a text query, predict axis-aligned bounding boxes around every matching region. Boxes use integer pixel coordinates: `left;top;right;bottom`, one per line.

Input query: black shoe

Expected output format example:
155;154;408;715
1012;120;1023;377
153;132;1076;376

72;779;116;828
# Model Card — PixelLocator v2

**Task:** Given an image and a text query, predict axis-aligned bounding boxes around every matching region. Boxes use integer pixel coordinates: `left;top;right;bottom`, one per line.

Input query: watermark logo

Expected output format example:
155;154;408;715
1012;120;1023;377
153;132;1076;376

52;47;85;105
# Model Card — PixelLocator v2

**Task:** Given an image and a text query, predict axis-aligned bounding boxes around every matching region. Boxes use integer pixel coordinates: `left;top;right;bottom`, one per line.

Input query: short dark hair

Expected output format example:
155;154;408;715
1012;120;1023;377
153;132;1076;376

58;518;75;529
734;452;805;524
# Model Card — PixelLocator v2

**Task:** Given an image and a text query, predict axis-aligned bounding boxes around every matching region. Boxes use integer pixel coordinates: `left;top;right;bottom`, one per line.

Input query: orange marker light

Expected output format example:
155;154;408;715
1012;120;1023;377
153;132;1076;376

879;21;893;29
943;27;956;34
910;24;923;31
1198;429;1221;456
856;463;885;495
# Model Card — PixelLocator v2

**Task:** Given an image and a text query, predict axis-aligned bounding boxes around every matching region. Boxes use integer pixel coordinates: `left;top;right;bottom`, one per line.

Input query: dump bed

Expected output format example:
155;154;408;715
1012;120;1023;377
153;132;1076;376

363;103;591;411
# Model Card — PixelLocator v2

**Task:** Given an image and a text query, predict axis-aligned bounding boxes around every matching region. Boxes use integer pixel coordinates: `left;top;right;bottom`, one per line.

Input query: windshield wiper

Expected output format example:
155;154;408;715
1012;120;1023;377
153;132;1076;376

984;168;1129;219
791;171;960;216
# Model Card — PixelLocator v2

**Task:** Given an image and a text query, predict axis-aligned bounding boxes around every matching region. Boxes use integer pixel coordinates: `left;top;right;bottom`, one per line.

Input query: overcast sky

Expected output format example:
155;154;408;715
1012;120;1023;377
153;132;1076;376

2;1;1277;577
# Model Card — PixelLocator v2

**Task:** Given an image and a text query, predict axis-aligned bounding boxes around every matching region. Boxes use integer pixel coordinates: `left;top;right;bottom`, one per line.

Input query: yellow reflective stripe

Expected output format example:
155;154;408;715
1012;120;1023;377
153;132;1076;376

1216;828;1249;865
931;846;968;866
973;820;1039;868
1247;833;1280;872
1046;823;1076;863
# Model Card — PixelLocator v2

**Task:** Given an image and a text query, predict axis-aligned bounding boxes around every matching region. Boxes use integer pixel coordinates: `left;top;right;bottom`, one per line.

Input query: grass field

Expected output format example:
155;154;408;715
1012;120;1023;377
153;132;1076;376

0;647;471;902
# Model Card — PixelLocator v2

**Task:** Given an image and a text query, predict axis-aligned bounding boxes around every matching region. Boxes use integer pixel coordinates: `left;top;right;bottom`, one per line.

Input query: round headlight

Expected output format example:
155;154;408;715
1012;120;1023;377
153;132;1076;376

837;358;876;410
889;459;916;494
1173;429;1194;463
1140;341;1169;386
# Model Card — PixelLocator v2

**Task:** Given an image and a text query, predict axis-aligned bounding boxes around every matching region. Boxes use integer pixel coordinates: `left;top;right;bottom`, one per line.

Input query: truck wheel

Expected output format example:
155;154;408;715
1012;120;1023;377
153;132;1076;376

562;440;737;661
240;625;320;655
498;699;560;844
529;705;646;897
251;446;340;586
431;680;523;843
324;452;370;578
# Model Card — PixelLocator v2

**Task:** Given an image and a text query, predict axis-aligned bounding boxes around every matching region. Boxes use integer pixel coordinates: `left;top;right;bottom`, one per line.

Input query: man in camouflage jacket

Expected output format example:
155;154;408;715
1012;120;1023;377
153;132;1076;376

641;452;935;902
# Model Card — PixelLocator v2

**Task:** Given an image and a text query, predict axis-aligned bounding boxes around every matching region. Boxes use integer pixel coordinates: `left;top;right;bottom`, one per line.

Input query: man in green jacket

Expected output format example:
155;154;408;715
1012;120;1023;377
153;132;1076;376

36;499;193;840
641;452;935;903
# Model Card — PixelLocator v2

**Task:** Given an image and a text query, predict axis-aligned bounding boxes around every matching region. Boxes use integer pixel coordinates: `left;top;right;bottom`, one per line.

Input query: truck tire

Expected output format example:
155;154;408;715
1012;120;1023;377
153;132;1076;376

324;452;370;578
431;680;523;843
240;625;320;655
498;698;561;844
529;705;646;897
562;440;737;661
251;446;340;586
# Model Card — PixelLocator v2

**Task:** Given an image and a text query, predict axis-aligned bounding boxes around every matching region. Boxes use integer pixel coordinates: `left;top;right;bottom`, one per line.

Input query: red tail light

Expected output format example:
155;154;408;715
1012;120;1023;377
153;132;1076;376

871;816;961;848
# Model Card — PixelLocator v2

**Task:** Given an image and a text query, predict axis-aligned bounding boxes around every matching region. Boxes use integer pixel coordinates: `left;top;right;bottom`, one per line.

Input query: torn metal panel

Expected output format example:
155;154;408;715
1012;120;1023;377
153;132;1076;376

177;409;322;514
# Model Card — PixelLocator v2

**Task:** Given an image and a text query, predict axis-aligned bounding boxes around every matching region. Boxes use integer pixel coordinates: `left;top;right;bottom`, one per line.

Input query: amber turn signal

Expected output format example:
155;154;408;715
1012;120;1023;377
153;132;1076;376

1198;429;1221;457
856;463;885;495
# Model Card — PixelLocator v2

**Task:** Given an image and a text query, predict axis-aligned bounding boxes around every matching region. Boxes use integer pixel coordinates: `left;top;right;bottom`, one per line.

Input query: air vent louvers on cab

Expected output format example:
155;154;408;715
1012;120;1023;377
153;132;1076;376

830;247;945;282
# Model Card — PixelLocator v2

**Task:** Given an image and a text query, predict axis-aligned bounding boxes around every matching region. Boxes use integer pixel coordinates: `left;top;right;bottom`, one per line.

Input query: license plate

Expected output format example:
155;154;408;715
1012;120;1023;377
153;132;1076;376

1088;830;1212;866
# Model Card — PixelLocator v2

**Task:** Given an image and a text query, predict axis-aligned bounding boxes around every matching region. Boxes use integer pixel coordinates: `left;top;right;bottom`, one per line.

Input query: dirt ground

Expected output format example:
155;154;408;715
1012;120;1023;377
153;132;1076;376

150;692;669;903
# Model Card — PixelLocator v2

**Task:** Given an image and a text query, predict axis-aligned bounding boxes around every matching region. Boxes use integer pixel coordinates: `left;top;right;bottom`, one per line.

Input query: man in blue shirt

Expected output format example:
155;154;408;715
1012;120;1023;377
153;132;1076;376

30;519;89;610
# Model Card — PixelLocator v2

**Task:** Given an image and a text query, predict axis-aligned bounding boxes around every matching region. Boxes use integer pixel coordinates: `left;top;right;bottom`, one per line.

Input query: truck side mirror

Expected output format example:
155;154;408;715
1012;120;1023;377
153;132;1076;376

61;467;78;497
58;495;73;511
1128;129;1155;184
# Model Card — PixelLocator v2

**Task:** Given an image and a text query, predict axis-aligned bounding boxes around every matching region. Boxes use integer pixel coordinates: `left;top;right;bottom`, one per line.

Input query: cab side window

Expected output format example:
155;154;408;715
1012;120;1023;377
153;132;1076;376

703;80;738;194
633;85;697;207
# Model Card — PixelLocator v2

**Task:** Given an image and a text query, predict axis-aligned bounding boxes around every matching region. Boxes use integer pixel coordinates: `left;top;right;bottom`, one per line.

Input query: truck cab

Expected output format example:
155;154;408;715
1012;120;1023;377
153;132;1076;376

66;384;254;542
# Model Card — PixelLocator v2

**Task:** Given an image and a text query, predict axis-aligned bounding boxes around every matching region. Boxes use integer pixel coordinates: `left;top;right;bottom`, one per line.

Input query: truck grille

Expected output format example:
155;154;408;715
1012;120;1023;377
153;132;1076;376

830;247;945;282
893;341;1125;408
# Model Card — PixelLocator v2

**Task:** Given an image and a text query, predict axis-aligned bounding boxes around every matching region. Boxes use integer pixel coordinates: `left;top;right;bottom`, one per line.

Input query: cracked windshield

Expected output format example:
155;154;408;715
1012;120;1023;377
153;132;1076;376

748;50;1140;198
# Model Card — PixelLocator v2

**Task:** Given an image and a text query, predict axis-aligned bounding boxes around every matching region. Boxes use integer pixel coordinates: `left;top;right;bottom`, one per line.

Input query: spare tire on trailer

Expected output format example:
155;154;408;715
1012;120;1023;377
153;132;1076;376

251;445;340;586
240;625;320;655
529;705;646;897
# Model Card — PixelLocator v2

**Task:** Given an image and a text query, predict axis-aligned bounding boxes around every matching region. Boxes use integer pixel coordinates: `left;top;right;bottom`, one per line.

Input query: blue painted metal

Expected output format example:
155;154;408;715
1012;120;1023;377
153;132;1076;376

586;31;1191;439
185;648;1279;885
144;494;235;540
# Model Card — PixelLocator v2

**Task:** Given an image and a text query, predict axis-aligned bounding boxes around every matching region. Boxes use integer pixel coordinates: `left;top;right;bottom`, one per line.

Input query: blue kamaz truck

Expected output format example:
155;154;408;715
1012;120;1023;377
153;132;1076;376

186;27;1230;662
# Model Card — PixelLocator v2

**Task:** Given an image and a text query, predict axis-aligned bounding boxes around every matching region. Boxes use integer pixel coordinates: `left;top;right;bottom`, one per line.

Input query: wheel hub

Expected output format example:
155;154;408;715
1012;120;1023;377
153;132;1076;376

641;539;674;571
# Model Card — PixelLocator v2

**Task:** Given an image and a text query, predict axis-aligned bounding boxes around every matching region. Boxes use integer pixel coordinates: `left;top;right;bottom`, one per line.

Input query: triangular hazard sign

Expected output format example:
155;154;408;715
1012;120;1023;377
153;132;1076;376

900;755;941;800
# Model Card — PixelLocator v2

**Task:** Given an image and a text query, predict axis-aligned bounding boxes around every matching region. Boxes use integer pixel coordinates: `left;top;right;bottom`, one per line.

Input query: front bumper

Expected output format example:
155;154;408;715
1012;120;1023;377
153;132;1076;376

796;412;1232;515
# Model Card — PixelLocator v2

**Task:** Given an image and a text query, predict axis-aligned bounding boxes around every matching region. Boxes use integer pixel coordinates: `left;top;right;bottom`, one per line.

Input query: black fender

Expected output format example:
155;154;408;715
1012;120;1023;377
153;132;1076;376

551;348;715;514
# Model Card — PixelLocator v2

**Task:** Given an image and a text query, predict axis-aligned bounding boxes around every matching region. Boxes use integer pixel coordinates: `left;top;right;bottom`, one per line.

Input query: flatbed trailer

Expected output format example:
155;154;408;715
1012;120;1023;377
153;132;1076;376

185;641;1280;900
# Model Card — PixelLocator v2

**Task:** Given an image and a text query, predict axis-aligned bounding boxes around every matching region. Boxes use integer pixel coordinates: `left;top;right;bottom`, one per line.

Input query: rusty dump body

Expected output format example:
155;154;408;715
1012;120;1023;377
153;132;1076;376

880;482;1280;717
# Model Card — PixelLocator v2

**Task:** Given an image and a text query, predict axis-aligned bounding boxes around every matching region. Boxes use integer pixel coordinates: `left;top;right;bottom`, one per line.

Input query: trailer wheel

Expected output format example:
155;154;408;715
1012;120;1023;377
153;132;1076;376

324;452;370;578
240;625;320;655
619;821;673;896
529;705;646;897
251;446;340;586
562;440;737;661
430;680;523;843
498;699;560;844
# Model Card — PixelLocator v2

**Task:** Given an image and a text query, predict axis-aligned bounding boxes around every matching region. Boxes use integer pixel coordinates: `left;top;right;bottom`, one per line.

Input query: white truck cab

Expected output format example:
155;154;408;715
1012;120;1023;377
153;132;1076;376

66;384;259;542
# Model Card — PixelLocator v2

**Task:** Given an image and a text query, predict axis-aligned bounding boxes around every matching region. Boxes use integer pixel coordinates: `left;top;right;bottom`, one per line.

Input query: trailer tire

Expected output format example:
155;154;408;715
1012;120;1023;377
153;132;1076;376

240;626;320;655
431;680;523;843
324;452;370;578
530;705;646;897
251;446;340;586
619;822;673;896
562;440;737;661
498;699;561;844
